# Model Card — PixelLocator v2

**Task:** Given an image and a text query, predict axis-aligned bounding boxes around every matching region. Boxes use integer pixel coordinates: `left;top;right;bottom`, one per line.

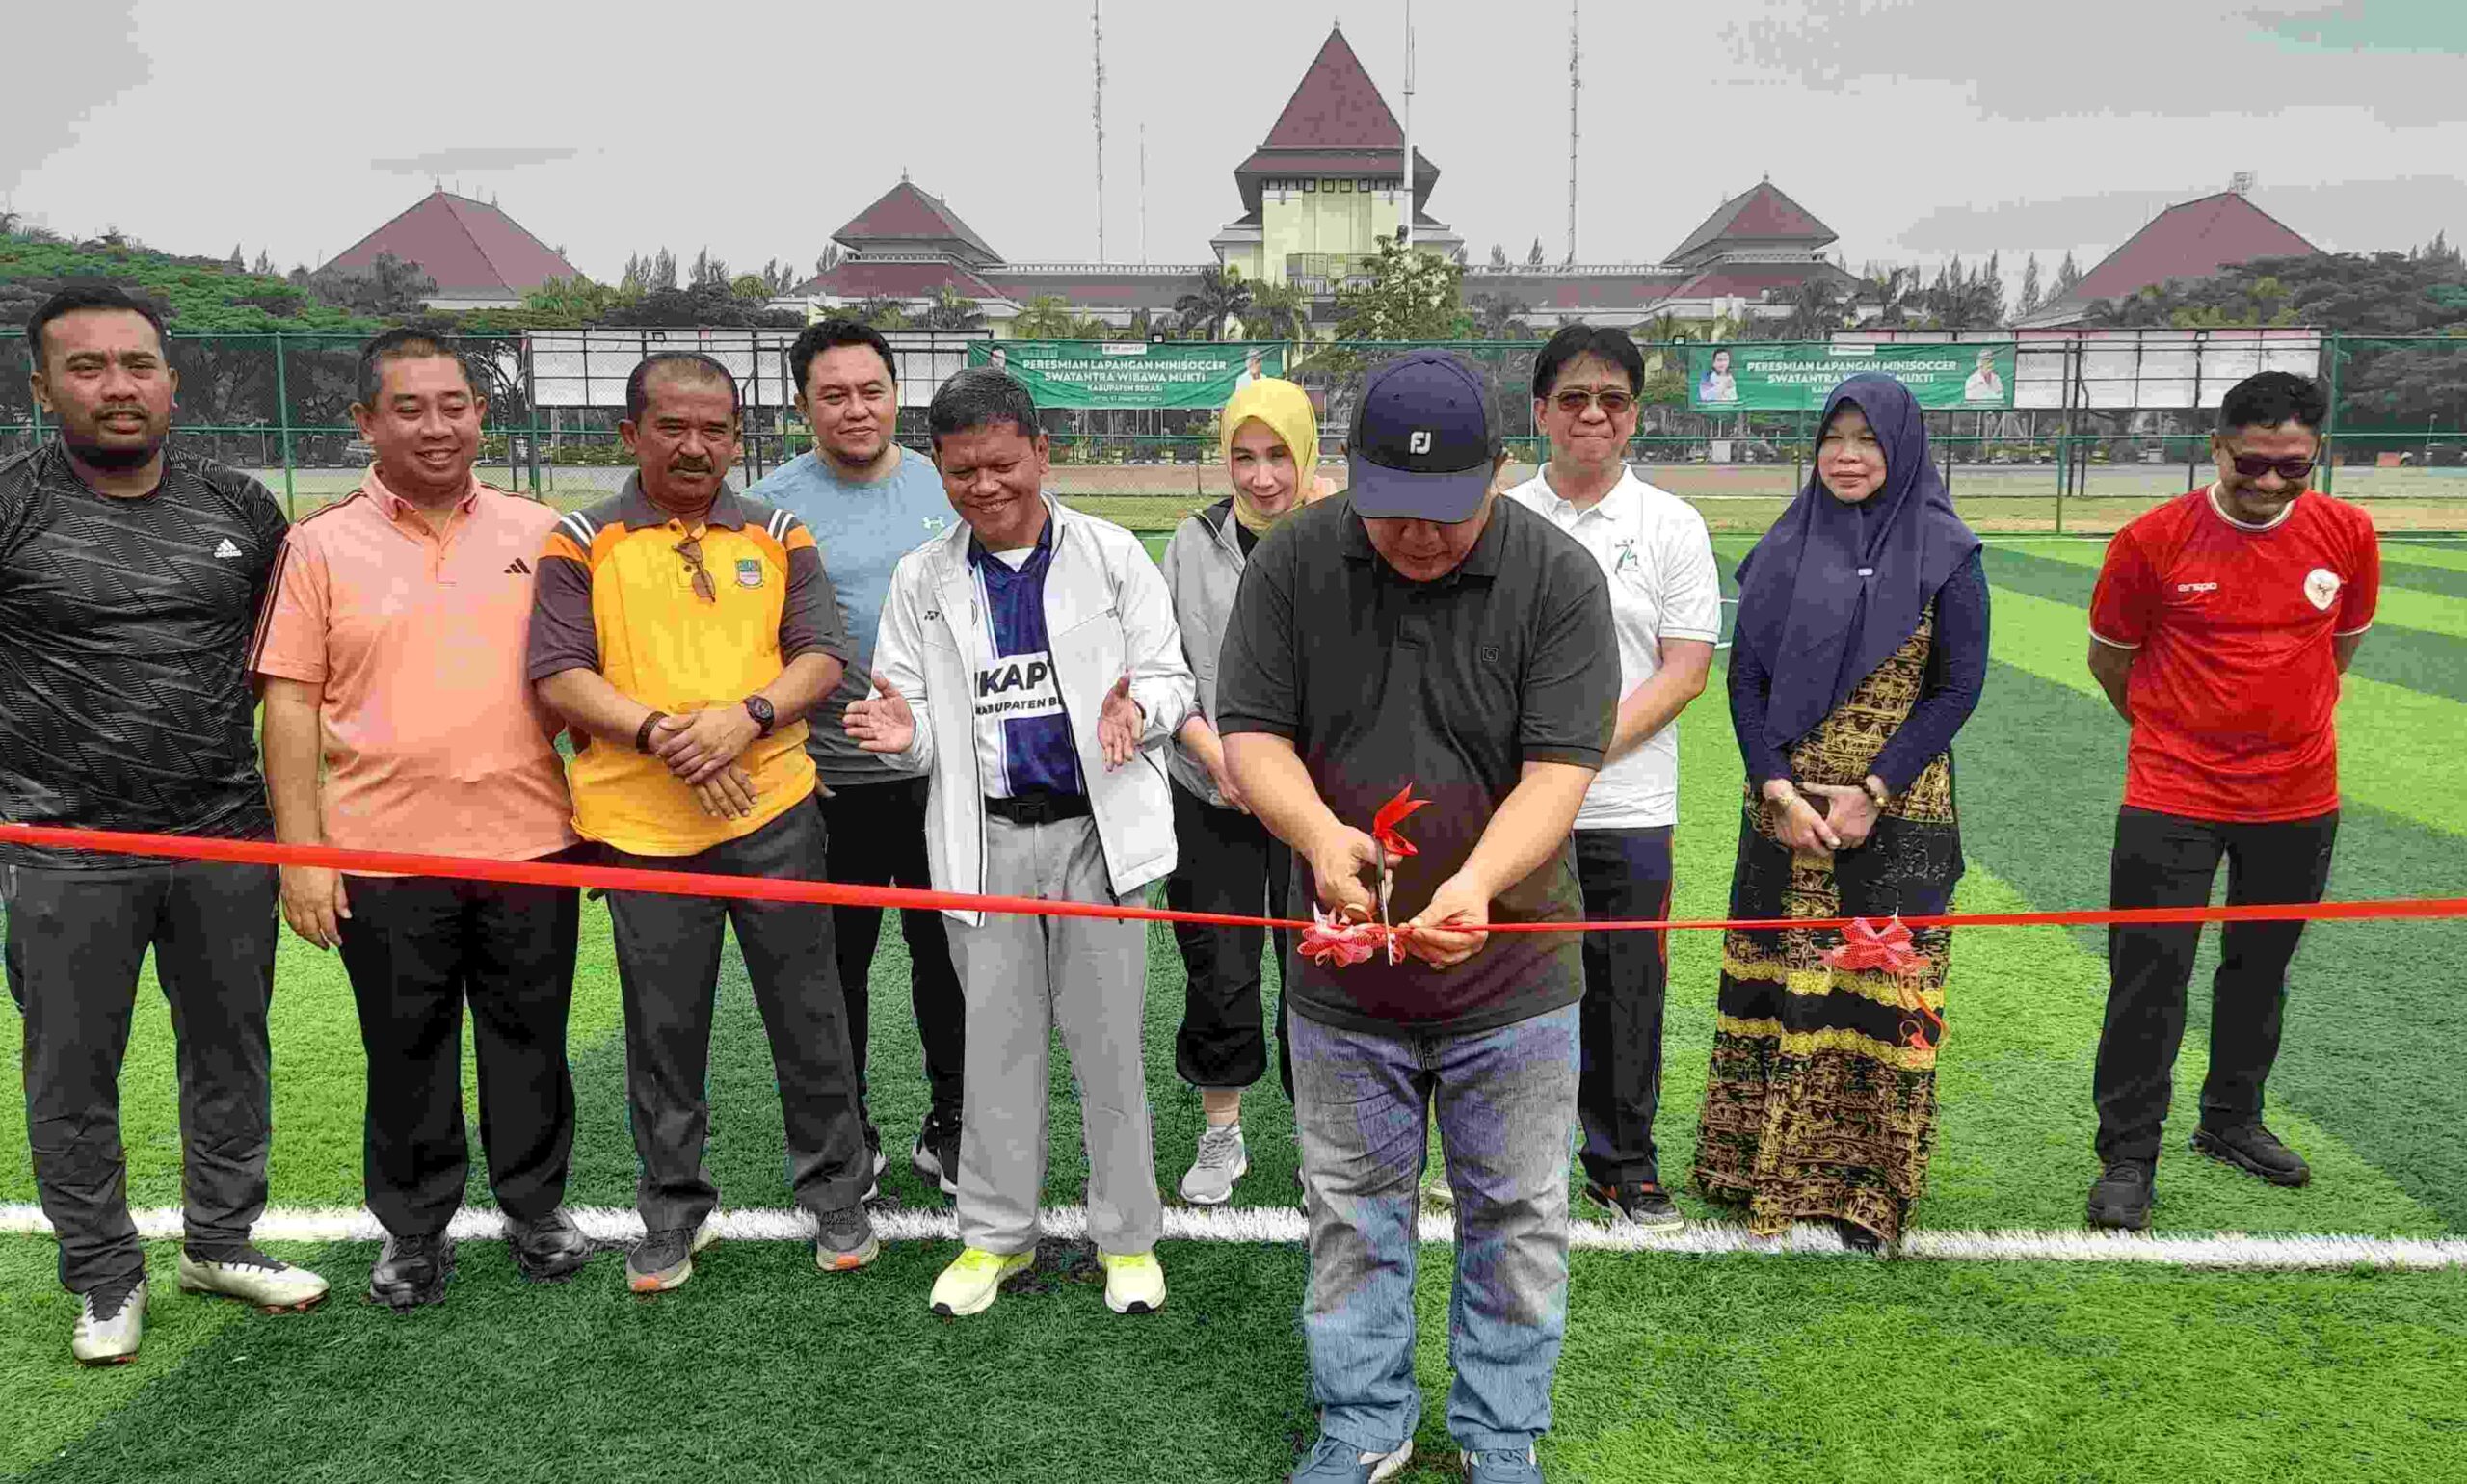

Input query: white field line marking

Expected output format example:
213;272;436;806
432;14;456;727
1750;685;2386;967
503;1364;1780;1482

5;1202;2464;1271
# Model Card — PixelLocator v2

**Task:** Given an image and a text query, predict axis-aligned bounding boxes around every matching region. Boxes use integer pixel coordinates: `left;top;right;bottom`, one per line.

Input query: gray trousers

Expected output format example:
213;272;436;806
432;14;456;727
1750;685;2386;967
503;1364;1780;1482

945;815;1161;1256
3;859;279;1293
602;803;870;1232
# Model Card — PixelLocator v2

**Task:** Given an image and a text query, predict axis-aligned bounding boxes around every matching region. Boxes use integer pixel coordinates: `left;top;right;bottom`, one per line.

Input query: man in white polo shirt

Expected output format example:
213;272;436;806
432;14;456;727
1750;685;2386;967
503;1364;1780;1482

1505;325;1721;1231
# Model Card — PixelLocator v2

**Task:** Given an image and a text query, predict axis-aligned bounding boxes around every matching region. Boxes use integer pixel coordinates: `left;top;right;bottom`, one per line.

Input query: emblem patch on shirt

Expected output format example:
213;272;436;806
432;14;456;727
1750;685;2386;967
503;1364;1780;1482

2303;568;2341;612
735;558;764;589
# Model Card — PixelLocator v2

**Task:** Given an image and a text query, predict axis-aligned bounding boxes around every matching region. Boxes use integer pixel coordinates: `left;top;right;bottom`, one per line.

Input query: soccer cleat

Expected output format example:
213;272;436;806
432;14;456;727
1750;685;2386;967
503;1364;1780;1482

1179;1122;1250;1206
508;1208;594;1284
177;1247;329;1312
2086;1159;2156;1232
813;1205;880;1272
70;1277;146;1365
2191;1123;2311;1187
368;1232;455;1309
1463;1444;1546;1482
928;1246;1033;1317
911;1108;962;1199
1288;1436;1415;1483
627;1217;720;1294
1096;1250;1166;1314
1584;1181;1685;1232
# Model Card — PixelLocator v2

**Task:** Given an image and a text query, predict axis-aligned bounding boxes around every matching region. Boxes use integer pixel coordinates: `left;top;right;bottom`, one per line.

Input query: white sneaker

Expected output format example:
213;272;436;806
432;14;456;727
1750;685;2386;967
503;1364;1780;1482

1179;1122;1250;1206
1096;1250;1166;1314
70;1277;147;1365
176;1247;329;1312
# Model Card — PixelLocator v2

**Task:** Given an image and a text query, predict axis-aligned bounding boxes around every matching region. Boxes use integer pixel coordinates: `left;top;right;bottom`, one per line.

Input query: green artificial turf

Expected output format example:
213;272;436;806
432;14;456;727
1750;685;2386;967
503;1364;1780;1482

1;525;2462;1481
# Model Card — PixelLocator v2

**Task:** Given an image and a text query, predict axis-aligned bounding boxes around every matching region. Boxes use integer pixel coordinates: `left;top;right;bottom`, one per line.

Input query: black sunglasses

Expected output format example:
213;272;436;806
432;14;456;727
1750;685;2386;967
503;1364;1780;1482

2227;453;2315;483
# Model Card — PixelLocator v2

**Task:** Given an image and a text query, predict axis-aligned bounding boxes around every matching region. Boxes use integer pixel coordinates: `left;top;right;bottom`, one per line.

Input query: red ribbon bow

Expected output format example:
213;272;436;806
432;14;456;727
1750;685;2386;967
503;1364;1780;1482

1371;785;1429;860
1822;915;1945;1053
1299;907;1388;967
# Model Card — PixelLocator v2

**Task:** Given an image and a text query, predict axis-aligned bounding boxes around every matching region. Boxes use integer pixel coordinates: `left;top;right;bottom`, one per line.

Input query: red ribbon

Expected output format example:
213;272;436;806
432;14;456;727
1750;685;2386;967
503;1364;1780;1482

1371;785;1429;860
1822;915;1945;1052
1298;908;1387;967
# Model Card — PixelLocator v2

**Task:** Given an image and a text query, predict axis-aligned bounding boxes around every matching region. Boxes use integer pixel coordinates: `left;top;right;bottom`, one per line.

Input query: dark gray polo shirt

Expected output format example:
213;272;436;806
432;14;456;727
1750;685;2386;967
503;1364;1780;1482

1216;493;1618;1035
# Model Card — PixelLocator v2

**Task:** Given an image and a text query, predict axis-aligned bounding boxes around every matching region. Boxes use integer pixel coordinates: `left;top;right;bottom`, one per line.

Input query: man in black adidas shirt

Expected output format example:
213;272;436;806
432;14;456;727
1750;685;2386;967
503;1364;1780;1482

1;286;330;1365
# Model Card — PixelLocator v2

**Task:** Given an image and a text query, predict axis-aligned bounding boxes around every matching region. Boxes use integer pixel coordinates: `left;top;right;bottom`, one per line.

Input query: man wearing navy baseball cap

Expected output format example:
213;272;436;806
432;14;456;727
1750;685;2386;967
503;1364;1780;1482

1217;350;1620;1484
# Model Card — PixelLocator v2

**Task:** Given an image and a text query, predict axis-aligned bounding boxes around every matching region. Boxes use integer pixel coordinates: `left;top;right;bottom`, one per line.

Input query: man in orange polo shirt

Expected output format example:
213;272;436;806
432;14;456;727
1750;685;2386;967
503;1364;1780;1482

254;330;594;1307
528;353;875;1292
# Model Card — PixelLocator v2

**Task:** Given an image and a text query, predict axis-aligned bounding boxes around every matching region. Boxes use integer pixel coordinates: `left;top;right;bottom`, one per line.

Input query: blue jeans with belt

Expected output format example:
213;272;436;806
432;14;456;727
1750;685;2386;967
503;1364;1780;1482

1289;1001;1580;1456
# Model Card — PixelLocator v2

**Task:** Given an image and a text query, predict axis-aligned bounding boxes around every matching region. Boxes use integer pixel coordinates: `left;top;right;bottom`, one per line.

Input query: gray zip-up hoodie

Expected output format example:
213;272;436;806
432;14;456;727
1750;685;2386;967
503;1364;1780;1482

1160;497;1250;808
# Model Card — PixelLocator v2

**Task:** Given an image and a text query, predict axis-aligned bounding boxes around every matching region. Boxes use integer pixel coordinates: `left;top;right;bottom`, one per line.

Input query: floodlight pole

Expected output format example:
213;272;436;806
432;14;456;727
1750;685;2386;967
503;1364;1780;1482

1400;0;1415;252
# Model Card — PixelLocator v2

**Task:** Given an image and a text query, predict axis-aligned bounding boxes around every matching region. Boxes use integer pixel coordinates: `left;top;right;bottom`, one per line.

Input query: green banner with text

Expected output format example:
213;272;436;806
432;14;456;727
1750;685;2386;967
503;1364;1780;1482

968;340;1288;410
1688;342;2017;411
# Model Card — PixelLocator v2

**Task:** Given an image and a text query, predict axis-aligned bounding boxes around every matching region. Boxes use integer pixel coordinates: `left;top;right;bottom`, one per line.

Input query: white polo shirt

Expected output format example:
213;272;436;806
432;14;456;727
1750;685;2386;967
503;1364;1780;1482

1504;465;1721;830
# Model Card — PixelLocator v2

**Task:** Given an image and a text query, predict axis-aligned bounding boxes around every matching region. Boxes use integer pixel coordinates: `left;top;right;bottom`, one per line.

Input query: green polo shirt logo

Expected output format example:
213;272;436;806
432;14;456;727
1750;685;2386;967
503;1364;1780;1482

735;558;763;589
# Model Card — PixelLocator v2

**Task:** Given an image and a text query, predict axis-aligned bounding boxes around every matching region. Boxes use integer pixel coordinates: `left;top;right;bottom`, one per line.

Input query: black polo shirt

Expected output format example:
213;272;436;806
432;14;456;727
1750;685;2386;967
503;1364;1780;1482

1216;493;1618;1035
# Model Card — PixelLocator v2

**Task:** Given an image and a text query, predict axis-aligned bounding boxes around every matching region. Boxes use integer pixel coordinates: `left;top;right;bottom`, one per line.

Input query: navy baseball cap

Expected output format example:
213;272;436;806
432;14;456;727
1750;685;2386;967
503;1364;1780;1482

1347;350;1501;524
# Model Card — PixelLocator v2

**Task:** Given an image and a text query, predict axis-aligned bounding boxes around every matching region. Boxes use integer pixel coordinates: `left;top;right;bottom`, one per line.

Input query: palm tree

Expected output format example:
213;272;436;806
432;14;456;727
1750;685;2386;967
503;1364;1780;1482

1471;293;1536;340
1862;265;1915;328
1775;279;1849;341
1244;280;1312;342
915;286;985;331
1010;295;1084;339
1174;266;1254;342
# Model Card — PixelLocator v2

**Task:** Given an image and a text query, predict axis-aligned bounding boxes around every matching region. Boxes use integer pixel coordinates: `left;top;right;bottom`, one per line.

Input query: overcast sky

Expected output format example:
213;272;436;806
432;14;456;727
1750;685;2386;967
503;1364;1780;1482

9;1;2465;289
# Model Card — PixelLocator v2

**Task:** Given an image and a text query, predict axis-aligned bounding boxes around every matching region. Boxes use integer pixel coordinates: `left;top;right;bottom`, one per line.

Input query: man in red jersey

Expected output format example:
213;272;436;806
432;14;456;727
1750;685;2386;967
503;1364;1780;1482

2082;371;2378;1232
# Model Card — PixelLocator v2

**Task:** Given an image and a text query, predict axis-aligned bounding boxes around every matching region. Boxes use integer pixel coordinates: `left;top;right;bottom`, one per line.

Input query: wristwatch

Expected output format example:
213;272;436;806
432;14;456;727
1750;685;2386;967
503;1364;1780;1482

742;695;777;738
634;711;669;754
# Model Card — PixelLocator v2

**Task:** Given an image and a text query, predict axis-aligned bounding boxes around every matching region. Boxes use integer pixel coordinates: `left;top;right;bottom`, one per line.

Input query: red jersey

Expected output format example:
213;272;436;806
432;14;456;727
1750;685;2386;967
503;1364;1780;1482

2088;487;2378;823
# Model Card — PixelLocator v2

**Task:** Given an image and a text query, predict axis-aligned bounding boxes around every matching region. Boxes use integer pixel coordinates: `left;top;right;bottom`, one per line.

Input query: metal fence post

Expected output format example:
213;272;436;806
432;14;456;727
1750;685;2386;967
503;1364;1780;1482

273;332;296;517
2321;335;2342;495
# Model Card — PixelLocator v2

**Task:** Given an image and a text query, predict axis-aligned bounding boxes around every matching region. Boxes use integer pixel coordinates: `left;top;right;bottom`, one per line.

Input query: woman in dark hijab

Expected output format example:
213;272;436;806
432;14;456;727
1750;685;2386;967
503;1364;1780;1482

1693;373;1988;1250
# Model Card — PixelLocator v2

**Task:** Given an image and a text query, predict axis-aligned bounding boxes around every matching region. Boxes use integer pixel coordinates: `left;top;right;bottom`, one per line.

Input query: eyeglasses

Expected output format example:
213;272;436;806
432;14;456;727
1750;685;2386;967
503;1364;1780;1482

674;534;717;603
2227;453;2316;483
1551;388;1636;416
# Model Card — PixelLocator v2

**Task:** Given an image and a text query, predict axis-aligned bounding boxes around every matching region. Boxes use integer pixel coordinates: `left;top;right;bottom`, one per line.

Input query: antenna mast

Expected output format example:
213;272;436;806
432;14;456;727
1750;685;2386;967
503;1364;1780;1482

1566;2;1580;264
1400;0;1416;250
1093;2;1106;263
1140;122;1149;265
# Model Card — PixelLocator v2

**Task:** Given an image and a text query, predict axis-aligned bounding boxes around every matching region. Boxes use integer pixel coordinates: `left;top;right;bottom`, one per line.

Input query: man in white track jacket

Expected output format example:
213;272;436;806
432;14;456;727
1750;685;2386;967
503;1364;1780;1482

846;367;1192;1320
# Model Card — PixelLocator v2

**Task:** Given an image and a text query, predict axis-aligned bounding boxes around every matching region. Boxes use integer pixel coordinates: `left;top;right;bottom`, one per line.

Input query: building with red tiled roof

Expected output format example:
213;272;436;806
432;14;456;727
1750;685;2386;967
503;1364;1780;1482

2018;189;2320;328
320;189;581;310
785;25;1851;336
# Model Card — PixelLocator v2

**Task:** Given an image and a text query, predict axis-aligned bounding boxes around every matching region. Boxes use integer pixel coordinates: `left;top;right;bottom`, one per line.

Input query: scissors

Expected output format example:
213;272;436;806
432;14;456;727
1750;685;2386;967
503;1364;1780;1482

1372;837;1396;958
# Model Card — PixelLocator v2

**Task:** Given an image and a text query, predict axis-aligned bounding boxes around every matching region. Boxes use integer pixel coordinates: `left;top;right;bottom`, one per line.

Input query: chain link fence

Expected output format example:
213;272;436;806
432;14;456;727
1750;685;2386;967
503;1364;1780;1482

5;331;2462;534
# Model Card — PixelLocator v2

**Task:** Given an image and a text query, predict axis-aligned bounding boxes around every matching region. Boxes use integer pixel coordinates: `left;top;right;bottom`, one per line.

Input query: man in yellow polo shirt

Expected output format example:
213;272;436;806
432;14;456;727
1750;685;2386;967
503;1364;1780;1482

527;352;874;1291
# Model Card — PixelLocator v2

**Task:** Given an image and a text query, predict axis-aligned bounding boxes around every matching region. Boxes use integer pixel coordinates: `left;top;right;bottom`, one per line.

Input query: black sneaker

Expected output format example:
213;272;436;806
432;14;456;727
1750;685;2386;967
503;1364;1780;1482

1835;1218;1884;1254
2086;1159;2156;1231
2191;1123;2311;1188
368;1232;454;1309
1585;1180;1685;1233
911;1107;961;1199
508;1208;593;1283
813;1204;880;1273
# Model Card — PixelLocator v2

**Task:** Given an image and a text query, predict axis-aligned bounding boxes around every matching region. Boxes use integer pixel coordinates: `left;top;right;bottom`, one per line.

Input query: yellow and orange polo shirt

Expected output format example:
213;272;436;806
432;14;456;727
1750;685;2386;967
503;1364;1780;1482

525;478;847;857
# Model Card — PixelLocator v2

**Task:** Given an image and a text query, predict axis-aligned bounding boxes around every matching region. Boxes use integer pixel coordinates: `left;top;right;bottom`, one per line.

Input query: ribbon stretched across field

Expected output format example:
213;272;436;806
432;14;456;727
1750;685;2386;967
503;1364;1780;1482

2;824;2463;936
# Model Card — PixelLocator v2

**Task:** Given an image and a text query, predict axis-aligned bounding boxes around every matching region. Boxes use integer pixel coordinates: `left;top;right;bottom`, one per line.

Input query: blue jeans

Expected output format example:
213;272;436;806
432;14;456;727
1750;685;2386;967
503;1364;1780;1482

1290;1001;1580;1456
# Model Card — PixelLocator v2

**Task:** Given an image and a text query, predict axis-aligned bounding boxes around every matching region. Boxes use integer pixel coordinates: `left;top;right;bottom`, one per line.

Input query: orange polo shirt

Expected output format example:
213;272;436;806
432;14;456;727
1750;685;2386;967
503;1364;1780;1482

250;468;578;867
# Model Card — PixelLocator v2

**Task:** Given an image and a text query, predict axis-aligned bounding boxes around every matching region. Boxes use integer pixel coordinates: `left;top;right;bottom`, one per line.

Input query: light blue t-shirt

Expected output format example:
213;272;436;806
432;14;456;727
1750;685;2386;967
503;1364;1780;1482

746;445;954;784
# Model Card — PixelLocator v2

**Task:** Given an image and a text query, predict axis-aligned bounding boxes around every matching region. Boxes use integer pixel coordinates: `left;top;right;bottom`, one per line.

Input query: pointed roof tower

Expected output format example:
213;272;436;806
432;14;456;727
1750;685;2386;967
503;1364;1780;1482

829;179;1002;268
1665;180;1839;267
320;188;580;305
2020;190;2318;326
1229;25;1439;221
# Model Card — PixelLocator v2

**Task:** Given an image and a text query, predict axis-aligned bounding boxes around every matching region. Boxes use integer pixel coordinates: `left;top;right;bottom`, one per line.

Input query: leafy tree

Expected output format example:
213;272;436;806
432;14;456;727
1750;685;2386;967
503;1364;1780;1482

1860;264;1915;327
848;295;911;331
1525;238;1546;267
688;249;730;292
729;273;772;303
1470;291;1535;341
1767;278;1849;340
1489;243;1509;268
1173;265;1253;342
310;252;438;316
1332;241;1470;340
252;249;276;277
521;276;627;324
1011;295;1087;339
2053;250;2084;299
1244;279;1312;341
226;244;245;271
915;285;986;331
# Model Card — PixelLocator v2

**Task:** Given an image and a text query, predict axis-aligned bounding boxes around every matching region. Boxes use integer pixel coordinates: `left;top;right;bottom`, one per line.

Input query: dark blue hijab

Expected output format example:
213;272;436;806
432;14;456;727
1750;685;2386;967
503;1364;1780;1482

1734;373;1981;754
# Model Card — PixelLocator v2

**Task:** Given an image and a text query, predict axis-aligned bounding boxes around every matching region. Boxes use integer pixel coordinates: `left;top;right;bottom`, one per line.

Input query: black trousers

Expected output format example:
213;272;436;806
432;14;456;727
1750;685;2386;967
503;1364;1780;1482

334;858;582;1237
815;777;965;1126
602;802;869;1230
3;857;279;1293
1165;781;1294;1098
1573;826;1674;1188
2093;806;2340;1164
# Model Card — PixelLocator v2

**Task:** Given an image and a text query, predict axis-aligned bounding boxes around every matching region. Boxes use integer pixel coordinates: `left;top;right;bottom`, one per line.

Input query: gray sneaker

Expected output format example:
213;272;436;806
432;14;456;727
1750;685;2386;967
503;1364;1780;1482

627;1217;719;1294
1290;1436;1414;1483
813;1205;880;1273
70;1277;146;1365
1464;1444;1545;1482
1179;1122;1250;1206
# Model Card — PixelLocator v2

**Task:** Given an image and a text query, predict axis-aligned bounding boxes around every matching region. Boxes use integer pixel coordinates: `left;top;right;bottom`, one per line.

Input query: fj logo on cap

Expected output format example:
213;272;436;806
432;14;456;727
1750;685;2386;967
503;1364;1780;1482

1409;430;1433;454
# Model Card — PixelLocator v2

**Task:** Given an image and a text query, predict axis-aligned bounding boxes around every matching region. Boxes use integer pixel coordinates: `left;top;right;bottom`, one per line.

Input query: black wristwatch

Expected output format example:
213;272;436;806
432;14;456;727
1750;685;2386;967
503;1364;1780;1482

742;695;777;738
634;711;669;754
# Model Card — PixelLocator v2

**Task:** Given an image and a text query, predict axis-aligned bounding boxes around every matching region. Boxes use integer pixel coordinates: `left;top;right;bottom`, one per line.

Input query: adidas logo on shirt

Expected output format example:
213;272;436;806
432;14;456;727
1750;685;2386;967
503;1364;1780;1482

505;558;533;575
212;538;243;560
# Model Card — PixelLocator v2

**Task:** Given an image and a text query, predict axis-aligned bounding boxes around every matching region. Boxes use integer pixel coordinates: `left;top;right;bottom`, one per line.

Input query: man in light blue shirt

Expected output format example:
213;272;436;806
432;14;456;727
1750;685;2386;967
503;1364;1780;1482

748;319;966;1198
